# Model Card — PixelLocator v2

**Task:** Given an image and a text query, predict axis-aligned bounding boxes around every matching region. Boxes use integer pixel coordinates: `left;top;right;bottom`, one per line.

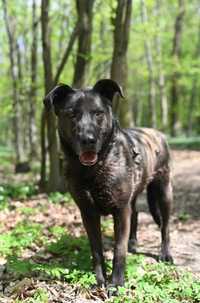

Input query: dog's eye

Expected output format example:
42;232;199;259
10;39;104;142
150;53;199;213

94;111;104;117
63;109;76;119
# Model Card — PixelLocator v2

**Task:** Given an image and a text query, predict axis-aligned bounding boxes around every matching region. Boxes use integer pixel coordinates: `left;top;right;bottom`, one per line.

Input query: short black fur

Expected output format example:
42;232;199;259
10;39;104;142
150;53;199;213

44;79;173;290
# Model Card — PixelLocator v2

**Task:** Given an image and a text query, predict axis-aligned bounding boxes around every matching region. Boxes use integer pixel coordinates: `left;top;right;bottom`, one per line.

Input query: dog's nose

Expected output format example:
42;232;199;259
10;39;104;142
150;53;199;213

81;134;96;146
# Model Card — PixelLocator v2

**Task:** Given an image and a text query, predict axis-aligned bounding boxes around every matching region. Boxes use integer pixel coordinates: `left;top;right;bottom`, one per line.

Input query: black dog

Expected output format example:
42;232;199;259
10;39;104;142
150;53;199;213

44;79;173;289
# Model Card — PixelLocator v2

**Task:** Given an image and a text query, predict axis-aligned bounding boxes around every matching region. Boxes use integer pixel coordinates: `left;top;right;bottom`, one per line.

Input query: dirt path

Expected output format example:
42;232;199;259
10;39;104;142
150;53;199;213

172;150;200;216
170;150;200;275
135;150;200;277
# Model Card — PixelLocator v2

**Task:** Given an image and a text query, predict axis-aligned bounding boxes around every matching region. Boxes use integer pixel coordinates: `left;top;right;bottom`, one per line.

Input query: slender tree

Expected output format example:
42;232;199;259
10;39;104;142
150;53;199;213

29;0;38;159
54;22;79;86
41;0;60;191
155;0;168;130
2;0;24;164
140;0;156;128
169;0;185;136
187;22;200;134
111;0;132;128
40;0;79;191
73;0;95;88
16;39;28;153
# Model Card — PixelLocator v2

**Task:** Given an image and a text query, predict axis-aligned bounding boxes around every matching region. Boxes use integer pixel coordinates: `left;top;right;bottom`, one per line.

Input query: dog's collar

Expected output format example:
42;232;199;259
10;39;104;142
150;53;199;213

98;118;118;162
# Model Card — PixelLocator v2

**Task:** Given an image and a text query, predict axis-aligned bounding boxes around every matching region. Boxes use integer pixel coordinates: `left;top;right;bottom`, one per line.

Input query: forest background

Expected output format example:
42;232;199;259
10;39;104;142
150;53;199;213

0;1;200;302
0;0;200;190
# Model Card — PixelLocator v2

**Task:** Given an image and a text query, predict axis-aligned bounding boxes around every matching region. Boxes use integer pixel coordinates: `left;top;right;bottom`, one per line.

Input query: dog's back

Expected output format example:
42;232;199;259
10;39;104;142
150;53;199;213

125;127;170;182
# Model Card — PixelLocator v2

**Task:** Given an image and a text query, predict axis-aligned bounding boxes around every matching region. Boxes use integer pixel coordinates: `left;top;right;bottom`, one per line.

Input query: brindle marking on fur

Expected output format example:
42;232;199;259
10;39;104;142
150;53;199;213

44;79;173;292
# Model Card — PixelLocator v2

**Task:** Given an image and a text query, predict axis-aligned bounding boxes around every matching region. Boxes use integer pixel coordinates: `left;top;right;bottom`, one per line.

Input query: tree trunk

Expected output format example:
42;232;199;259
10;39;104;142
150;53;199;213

29;0;38;159
169;0;185;136
40;109;47;190
72;0;95;88
111;0;133;128
2;0;23;163
40;0;79;191
16;40;28;156
155;0;168;130
187;22;200;135
54;22;79;86
41;0;60;191
140;0;156;128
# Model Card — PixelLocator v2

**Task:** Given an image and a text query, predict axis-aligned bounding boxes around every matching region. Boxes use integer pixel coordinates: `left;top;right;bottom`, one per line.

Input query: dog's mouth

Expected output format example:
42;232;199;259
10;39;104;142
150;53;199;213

79;151;98;166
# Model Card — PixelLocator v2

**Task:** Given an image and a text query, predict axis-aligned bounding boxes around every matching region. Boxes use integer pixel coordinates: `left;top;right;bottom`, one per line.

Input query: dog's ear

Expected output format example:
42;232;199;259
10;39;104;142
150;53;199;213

93;79;125;102
44;84;74;113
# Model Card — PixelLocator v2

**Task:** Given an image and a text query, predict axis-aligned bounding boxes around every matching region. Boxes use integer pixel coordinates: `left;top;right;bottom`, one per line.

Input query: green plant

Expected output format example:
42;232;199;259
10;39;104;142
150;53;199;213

178;212;190;222
108;255;200;303
0;184;38;204
168;137;200;150
15;288;49;303
48;192;73;204
0;222;43;256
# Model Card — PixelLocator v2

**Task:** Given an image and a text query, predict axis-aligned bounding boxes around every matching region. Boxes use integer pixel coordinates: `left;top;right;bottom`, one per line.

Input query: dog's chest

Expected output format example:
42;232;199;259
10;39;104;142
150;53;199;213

88;161;137;213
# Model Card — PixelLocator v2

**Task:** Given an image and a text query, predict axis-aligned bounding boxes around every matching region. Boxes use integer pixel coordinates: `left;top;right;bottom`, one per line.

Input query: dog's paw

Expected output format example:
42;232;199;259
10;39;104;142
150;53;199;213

107;284;119;297
90;284;108;300
159;253;174;264
128;239;137;253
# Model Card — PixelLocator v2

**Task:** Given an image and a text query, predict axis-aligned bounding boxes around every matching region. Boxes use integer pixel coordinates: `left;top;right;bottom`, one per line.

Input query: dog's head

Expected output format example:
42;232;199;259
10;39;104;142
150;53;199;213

44;79;124;166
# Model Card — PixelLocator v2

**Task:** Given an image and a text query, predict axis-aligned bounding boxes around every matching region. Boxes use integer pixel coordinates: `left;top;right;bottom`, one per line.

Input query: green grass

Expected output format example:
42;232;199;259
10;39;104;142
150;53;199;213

0;222;43;256
2;223;200;303
15;288;49;303
0;184;38;207
6;233;96;287
168;136;200;150
48;191;73;204
6;252;200;303
108;255;200;303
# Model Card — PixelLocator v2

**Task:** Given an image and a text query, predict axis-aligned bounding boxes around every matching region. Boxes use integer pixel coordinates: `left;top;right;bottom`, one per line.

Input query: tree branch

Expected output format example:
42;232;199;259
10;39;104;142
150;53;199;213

53;22;79;85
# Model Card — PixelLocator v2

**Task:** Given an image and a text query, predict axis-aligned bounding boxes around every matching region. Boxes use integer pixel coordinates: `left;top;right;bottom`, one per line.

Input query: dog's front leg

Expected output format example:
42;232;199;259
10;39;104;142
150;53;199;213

112;205;131;287
80;209;106;287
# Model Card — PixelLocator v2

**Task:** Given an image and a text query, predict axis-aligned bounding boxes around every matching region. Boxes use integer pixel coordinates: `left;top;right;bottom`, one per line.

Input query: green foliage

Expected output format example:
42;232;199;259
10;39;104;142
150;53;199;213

0;222;43;256
2;215;199;303
15;288;49;303
49;225;66;237
0;184;38;210
19;207;37;216
108;255;200;303
47;234;91;271
48;191;73;204
1;184;37;200
0;171;198;302
7;233;95;287
1;0;200;148
0;145;13;167
168;136;200;150
178;212;190;222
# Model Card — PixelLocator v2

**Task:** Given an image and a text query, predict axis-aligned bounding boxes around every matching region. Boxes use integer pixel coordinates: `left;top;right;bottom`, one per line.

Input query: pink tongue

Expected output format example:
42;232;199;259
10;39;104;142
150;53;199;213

79;151;98;166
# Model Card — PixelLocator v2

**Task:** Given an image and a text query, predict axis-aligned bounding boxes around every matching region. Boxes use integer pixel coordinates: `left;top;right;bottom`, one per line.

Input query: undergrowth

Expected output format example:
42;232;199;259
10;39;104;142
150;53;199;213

0;182;199;302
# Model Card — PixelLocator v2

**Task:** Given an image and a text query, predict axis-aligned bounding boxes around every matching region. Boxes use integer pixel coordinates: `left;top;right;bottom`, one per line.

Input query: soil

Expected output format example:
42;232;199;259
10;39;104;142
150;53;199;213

135;150;200;277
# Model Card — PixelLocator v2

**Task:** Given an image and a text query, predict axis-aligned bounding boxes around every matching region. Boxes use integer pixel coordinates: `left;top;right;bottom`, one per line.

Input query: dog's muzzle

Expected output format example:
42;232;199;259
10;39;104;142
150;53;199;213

78;133;98;166
79;151;98;166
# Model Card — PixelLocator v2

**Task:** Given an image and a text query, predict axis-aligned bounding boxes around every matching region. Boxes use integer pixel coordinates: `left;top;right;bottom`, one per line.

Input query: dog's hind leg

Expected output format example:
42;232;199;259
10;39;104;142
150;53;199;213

128;199;138;253
147;175;173;263
147;183;162;227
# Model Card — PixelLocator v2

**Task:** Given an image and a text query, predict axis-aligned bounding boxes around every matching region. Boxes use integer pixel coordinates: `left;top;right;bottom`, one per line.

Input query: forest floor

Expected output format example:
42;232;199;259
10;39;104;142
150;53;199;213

137;150;200;276
0;150;199;302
